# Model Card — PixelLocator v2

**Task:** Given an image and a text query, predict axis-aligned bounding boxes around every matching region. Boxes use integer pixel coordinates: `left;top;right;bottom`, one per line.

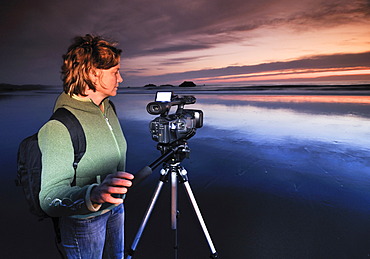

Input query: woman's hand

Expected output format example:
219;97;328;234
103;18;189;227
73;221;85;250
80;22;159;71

90;171;134;204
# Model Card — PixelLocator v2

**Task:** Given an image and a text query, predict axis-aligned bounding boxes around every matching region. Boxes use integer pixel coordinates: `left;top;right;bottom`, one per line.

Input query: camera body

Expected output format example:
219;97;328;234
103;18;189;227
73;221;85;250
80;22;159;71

147;92;203;144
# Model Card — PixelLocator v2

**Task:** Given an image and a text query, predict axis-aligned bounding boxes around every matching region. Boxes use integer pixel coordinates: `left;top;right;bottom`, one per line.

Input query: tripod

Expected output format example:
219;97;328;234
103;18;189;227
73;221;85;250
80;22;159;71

126;142;218;259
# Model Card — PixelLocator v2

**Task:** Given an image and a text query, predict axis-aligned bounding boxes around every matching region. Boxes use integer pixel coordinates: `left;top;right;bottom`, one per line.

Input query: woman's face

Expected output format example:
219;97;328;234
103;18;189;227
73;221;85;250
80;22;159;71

95;63;123;97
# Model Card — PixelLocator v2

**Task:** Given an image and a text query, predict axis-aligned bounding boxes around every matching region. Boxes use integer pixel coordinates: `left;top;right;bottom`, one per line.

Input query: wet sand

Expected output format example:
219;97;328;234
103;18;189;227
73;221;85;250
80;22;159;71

1;86;370;258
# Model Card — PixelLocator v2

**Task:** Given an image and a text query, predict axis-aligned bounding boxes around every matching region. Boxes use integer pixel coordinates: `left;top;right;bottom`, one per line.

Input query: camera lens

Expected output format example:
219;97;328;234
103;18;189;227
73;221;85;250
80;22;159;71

147;102;170;115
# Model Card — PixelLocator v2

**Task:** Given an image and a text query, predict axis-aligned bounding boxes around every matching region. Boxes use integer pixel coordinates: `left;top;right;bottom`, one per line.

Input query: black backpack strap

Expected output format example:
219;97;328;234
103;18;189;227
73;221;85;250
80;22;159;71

50;108;86;186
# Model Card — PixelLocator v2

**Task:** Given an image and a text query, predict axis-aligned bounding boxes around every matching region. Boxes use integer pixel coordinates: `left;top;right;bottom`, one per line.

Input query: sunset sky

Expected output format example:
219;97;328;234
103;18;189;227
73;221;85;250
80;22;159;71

0;0;369;87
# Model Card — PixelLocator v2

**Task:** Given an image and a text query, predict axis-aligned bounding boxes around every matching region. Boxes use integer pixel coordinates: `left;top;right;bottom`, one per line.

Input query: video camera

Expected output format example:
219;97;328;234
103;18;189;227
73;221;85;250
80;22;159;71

146;91;203;145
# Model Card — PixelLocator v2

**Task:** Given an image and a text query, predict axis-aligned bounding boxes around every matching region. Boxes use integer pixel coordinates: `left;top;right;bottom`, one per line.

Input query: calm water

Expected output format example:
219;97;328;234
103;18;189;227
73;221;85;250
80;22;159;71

1;89;370;258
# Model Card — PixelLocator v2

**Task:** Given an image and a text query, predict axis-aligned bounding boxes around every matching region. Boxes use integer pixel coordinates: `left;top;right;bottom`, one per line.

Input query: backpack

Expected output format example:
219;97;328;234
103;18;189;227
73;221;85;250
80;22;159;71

16;108;86;219
16;107;87;258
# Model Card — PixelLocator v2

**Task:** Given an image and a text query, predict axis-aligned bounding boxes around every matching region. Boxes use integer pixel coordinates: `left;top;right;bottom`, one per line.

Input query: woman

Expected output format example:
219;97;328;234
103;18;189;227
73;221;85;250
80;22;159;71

38;34;134;258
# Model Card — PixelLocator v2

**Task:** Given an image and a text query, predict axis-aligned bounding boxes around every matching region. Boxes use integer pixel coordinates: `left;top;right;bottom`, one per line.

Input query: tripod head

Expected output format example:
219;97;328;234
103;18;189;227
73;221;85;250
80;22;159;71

132;140;191;188
157;139;190;164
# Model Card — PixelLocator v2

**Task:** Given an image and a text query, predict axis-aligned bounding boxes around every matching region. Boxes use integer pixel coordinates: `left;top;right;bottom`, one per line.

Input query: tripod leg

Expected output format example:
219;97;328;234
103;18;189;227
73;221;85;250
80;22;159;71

171;169;178;230
179;169;218;258
171;169;179;259
126;169;168;259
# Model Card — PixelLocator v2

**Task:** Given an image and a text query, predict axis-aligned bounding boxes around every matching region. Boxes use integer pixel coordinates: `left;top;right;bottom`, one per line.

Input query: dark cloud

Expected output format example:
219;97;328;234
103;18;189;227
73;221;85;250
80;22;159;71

3;0;367;58
158;55;211;66
0;0;369;85
282;0;370;29
141;44;212;55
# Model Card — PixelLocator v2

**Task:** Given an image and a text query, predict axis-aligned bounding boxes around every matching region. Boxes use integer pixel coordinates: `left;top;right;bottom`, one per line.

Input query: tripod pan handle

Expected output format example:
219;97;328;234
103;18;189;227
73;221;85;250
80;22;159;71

132;166;152;187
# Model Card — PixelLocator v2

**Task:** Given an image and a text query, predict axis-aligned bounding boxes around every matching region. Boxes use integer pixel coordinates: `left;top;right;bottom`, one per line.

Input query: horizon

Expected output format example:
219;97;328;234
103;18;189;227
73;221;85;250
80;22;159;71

1;81;370;91
1;0;369;87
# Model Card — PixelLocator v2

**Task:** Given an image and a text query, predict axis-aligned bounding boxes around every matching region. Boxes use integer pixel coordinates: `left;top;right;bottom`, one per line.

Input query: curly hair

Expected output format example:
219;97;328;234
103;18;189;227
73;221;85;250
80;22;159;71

61;34;122;96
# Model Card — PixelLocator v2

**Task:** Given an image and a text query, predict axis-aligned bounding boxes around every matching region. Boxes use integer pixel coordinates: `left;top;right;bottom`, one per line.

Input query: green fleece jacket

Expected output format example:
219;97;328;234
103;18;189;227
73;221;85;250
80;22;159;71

38;93;127;218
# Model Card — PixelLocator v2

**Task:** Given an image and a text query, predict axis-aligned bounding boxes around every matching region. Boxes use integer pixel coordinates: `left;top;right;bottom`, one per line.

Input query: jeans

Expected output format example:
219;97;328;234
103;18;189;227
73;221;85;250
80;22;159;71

60;203;125;259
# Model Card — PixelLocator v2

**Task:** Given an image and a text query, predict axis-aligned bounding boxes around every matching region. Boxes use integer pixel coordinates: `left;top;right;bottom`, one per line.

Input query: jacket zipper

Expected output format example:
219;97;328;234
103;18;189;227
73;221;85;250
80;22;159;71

103;112;121;158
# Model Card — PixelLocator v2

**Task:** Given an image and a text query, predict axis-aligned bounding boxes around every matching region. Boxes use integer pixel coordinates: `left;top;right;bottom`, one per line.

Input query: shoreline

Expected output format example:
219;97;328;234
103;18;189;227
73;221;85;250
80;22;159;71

1;83;370;96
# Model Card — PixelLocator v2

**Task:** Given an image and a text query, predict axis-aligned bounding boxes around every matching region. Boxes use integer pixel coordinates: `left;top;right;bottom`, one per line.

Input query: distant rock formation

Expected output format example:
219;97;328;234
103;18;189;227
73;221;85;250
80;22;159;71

179;81;196;87
144;83;157;88
0;83;47;92
144;81;197;88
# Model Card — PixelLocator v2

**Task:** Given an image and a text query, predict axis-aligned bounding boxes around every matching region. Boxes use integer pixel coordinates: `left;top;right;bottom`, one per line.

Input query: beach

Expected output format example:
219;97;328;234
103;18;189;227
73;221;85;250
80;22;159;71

1;85;370;258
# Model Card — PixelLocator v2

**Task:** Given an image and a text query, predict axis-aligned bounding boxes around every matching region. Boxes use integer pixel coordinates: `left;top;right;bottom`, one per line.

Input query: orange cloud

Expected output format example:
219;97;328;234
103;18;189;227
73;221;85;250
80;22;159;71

190;67;370;84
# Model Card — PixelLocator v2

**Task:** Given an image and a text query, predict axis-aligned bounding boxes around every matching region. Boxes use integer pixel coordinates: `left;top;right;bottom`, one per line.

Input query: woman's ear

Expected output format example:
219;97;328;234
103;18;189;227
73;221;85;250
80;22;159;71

89;68;101;84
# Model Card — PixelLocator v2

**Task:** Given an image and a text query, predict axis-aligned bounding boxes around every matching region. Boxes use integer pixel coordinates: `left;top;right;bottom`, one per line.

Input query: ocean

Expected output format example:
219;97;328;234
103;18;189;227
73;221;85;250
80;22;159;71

1;87;370;258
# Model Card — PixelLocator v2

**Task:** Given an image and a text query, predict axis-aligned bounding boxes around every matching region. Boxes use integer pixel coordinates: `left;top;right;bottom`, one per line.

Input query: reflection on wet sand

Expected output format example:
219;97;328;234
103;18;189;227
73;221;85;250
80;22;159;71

189;95;370;150
200;94;370;104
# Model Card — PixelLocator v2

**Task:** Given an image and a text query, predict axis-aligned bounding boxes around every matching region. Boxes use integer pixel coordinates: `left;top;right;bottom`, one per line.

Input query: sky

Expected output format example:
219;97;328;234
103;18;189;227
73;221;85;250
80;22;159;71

0;0;369;87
